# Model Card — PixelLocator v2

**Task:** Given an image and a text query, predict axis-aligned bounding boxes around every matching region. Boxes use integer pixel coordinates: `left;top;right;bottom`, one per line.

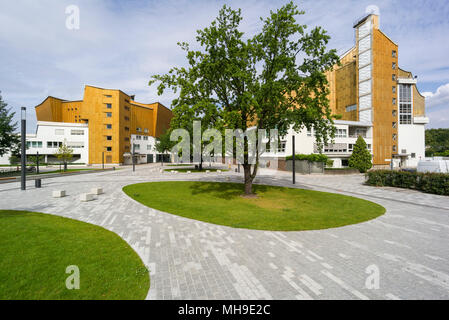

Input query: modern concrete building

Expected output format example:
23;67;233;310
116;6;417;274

279;12;428;169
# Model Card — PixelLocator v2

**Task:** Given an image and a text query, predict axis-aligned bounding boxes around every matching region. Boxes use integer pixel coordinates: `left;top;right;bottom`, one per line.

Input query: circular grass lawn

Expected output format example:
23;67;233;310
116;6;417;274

123;181;385;231
0;210;149;300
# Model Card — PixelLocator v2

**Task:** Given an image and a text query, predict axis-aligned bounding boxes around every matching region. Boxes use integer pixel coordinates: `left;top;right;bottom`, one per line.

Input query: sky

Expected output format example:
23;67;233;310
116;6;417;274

0;0;448;132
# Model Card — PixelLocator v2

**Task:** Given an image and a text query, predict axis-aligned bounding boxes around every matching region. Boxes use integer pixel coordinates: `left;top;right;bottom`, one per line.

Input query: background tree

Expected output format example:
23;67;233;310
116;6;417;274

54;143;73;171
348;136;372;173
0;91;20;157
150;2;339;194
155;130;175;165
425;128;449;156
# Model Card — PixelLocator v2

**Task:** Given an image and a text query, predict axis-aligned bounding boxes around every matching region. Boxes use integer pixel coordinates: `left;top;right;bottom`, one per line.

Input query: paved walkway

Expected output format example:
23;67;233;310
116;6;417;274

0;164;448;300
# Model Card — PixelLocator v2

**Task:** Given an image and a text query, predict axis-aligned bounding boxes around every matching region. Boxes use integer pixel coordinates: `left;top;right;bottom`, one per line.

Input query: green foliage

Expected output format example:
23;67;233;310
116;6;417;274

348;136;372;173
365;170;449;196
27;155;45;165
155;129;175;156
9;154;20;165
286;153;328;163
434;150;449;157
0;92;20;157
425;128;449;156
54;143;73;170
326;159;334;167
149;2;339;194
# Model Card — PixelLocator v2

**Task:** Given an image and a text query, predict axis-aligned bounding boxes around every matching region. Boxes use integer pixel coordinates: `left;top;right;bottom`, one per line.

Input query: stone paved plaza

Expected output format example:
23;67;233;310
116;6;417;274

1;164;448;300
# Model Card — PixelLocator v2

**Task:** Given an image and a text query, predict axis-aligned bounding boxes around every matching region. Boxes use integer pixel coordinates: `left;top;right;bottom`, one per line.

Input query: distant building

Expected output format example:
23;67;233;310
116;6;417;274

32;85;173;165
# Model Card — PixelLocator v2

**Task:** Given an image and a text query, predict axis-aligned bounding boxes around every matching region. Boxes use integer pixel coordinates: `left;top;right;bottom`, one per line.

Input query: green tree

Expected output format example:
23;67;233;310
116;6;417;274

348;136;372;173
150;2;339;194
425;128;449;156
0;91;20;157
54;143;73;171
155;130;174;165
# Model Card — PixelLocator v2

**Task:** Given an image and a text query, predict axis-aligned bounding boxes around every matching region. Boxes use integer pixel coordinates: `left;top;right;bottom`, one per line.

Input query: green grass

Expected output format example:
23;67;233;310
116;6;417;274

0;210;149;300
164;168;227;173
166;164;194;167
123;181;385;231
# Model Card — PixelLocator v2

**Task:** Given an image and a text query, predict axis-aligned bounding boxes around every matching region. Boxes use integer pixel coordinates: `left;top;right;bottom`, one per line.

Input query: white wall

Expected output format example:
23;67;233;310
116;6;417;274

398;124;425;167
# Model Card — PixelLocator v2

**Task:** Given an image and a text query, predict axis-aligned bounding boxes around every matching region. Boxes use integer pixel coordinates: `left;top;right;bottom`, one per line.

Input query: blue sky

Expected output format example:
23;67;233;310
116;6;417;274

0;0;448;131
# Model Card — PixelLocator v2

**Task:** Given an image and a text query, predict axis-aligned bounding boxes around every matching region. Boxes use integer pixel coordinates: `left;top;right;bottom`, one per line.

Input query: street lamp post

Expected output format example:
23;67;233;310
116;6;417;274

292;135;295;185
21;107;26;190
132;139;136;172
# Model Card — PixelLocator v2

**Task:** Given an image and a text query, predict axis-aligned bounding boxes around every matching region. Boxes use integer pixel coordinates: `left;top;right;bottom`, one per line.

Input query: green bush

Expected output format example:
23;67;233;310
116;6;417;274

348;136;372;173
286;154;328;163
326;159;334;168
366;170;449;196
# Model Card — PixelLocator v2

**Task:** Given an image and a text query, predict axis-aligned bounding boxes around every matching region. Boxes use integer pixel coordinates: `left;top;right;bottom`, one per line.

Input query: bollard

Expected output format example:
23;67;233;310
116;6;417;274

35;179;42;188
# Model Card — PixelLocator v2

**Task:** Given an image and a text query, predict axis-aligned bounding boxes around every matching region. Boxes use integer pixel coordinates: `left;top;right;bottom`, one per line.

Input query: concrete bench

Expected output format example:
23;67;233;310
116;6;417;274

90;187;103;195
217;170;222;173
52;190;66;198
187;171;191;174
205;170;210;173
80;193;94;202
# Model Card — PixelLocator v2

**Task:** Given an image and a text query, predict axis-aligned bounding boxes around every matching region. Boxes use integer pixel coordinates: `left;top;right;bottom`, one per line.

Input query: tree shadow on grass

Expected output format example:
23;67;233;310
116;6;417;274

188;181;272;200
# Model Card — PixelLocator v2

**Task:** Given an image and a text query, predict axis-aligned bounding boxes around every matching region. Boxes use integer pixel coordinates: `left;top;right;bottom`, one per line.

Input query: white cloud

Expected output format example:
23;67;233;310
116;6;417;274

422;83;449;108
0;0;448;131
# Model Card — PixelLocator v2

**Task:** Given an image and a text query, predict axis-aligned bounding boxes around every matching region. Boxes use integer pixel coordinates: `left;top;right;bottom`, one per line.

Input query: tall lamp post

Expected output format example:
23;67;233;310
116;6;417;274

21;107;26;190
132;139;136;172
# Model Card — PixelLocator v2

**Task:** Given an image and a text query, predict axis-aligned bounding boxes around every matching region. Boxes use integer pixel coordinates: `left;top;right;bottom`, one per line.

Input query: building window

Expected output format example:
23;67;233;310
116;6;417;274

147;145;152;150
346;104;357;112
124;127;129;131
392;122;397;128
124;116;130;121
392;62;396;69
136;127;142;132
392;50;397;57
143;136;148;141
393;145;397;152
47;141;62;148
133;144;140;151
55;129;64;135
125;99;130;103
124;137;130;141
106;147;112;152
144;128;149;133
106;112;112;117
106;124;112;129
136;135;142;140
411;153;416;158
104;95;112;98
392;110;397;117
393;133;397;141
392;86;396;94
106;103;112;109
278;141;286;152
335;129;347;138
392;74;396;81
348;144;354;152
125;106;130;111
71;129;84;135
399;84;412;124
106;136;112;141
392;98;396;105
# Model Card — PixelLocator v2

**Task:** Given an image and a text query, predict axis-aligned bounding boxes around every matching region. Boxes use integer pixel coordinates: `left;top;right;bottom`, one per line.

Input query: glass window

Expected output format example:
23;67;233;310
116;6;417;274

392;122;397;128
392;50;397;57
136;127;142;132
392;98;396;105
106;112;112;117
392;62;396;69
393;134;397;141
106;124;112;129
106;103;112;108
143;136;148;140
399;84;412;124
336;129;347;138
393;145;397;152
106;147;112;152
147;145;152;150
106;136;112;141
392;74;396;81
144;128;149;133
71;129;84;135
278;141;286;152
392;110;397;117
136;135;142;140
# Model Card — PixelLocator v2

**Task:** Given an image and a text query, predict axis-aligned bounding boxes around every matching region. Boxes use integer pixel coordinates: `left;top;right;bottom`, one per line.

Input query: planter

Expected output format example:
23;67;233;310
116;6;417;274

286;160;324;174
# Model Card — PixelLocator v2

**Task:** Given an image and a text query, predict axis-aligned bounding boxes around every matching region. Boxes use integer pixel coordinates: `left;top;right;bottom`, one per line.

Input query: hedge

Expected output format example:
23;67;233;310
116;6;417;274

285;154;328;163
365;170;449;196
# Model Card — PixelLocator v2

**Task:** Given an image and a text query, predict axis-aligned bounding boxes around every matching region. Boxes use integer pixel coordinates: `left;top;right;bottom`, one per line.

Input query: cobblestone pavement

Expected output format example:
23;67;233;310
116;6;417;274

0;164;448;300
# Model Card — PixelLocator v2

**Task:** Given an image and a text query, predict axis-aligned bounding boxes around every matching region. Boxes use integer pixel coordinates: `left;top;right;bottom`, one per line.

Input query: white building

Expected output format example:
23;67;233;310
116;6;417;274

0;121;89;165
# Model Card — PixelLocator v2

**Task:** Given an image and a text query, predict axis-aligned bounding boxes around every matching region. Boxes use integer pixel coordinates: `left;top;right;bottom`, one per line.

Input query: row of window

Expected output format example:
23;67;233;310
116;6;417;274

104;124;149;133
54;129;85;135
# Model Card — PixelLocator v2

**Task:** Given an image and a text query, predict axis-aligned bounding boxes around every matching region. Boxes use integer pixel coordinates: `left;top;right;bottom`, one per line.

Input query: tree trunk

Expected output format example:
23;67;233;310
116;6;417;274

199;158;203;171
243;164;253;195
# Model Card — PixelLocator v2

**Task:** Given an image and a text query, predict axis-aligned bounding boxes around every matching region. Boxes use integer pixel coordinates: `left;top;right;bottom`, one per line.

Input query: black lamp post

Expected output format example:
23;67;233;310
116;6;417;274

132;139;136;172
292;135;295;185
21;107;26;190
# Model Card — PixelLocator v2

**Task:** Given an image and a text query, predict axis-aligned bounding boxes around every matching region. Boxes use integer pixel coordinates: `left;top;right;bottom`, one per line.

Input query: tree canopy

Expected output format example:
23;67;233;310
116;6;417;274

150;2;339;194
348;136;372;173
0;92;19;157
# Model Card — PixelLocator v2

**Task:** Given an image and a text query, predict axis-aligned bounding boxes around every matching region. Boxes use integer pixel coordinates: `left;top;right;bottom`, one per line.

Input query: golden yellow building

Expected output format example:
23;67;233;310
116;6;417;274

35;85;173;165
326;13;428;167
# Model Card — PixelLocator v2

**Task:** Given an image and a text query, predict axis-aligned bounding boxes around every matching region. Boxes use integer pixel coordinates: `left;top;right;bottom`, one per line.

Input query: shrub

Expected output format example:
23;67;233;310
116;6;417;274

365;170;449;196
348;136;372;173
326;159;334;168
286;154;328;163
